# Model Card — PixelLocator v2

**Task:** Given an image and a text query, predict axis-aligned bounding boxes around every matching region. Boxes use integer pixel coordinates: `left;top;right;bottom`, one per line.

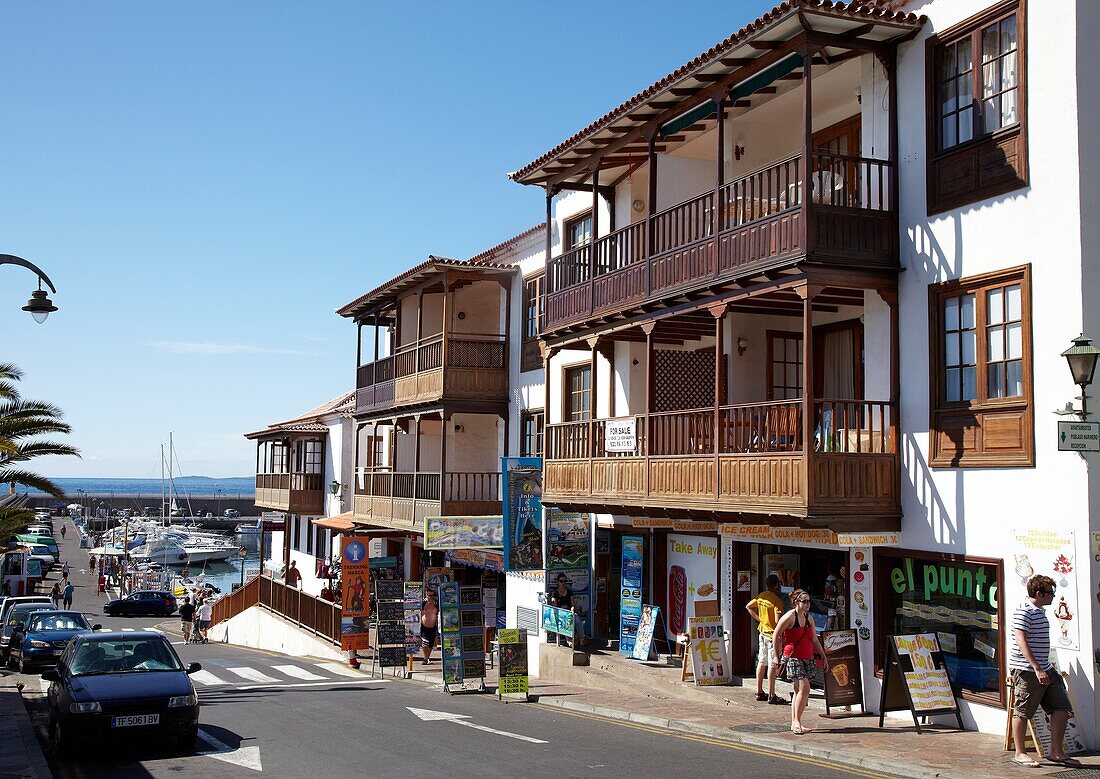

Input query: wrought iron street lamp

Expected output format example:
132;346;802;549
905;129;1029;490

1062;334;1100;419
238;545;249;589
0;255;58;323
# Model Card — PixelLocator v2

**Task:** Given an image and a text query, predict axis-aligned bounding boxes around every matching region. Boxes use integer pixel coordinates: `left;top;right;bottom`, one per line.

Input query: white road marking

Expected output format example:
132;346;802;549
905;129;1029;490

312;662;363;678
271;664;327;681
190;669;228;686
225;666;280;683
407;707;547;744
144;626;163;633
197;728;263;772
39;678;51;693
228;678;386;691
121;627;135;632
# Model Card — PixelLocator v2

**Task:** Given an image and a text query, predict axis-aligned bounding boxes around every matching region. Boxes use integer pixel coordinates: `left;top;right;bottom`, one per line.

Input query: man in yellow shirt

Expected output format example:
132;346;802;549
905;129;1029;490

746;574;784;704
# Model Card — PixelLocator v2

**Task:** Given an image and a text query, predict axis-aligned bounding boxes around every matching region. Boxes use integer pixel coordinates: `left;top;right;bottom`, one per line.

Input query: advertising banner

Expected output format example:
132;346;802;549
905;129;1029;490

544;567;590;639
444;548;504;572
424;515;504;550
821;629;863;709
439;581;463;685
541;604;574;637
339;536;371;651
687;614;730;685
424;567;454;591
497;628;529;696
619;535;643;655
502;457;543;571
546;510;589;570
1011;528;1079;650
403;581;424;658
632;604;659;660
665;533;719;641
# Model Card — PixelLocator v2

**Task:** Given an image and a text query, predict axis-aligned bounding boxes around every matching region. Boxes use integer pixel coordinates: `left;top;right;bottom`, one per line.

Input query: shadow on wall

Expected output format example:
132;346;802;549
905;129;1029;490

901;431;961;551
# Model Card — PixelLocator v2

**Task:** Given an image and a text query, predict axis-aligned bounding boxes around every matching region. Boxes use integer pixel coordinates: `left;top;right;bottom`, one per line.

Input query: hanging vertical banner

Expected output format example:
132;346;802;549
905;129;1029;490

619;535;644;655
1011;528;1079;650
502;457;544;571
340;536;371;651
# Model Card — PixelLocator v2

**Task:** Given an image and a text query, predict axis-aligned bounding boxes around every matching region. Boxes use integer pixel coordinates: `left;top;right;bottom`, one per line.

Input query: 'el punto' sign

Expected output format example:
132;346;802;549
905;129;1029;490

1057;421;1100;452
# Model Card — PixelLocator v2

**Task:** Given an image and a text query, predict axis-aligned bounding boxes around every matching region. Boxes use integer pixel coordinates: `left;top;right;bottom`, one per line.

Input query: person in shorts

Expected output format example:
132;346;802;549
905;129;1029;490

746;574;784;704
195;597;213;644
178;596;196;643
1009;575;1081;768
773;588;825;735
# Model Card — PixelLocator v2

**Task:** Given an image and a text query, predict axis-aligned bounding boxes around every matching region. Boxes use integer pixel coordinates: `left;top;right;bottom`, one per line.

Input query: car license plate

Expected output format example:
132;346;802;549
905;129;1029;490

51;649;62;655
111;714;160;728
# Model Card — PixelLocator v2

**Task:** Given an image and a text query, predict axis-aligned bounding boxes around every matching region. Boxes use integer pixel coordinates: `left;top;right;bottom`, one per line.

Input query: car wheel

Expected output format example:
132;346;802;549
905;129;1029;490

50;716;72;758
177;725;199;752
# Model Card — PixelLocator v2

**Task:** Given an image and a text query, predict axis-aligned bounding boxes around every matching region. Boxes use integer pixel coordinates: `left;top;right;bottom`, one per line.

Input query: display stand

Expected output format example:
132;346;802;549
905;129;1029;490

496;628;530;702
877;634;963;733
439;582;487;695
820;629;868;718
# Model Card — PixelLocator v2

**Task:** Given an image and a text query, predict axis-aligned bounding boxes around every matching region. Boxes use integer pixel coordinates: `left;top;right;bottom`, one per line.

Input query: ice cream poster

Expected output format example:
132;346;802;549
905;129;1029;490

1011;528;1079;651
665;533;718;642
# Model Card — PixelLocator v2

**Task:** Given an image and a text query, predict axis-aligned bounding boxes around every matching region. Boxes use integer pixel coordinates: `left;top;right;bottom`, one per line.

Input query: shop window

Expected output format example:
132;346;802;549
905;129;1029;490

521;410;544;457
929;265;1032;467
926;1;1027;214
564;365;592;422
766;331;803;401
521;274;544;372
875;550;1004;707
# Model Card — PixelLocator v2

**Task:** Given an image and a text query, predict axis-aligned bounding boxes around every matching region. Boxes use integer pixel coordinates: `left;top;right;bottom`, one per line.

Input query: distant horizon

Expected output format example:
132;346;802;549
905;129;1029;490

41;474;253;481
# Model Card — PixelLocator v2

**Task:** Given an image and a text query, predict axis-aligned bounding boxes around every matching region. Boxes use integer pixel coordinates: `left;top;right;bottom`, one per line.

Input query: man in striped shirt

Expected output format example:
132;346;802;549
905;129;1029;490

1009;574;1078;768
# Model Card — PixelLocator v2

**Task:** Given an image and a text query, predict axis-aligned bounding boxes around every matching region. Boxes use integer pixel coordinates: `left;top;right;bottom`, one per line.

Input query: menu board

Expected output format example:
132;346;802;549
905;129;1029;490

378;647;405;668
686;615;730;686
403;582;423;657
821;629;863;711
377;601;405;622
376;580;403;601
378;621;406;646
878;633;963;733
497;629;529;697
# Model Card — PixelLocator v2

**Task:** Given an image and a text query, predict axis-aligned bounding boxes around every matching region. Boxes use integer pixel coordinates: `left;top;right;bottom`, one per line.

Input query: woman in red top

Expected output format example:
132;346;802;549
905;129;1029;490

773;588;826;734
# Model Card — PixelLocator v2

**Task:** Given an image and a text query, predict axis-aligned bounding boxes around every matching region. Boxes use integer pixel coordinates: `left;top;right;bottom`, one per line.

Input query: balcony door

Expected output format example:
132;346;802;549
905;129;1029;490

766;321;863;401
564;364;592;421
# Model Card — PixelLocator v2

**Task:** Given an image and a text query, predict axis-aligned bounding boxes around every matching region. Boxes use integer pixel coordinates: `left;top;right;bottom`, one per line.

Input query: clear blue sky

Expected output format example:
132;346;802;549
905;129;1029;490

2;1;776;478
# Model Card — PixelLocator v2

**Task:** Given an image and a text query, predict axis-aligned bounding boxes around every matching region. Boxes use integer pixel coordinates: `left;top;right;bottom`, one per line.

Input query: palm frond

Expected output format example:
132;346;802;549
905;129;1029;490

0;469;66;497
0;416;73;440
0;441;82;464
0;399;67;419
0;363;24;382
0;506;33;537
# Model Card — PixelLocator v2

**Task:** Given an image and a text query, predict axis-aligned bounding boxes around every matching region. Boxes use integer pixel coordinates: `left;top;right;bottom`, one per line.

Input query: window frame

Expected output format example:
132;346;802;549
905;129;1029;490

925;0;1028;214
873;548;1006;709
521;273;545;373
765;330;804;401
563;363;592;422
564;211;593;252
928;264;1033;467
520;409;545;458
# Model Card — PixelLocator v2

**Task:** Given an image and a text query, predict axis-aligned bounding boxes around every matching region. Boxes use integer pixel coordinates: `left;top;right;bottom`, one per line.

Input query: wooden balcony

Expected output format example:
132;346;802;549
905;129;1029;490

255;472;325;515
352;469;501;532
543;399;898;531
355;334;507;415
545;152;897;335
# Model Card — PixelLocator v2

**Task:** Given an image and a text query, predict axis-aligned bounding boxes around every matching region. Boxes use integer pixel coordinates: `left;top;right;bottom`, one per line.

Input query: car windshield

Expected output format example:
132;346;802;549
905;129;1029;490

5;608;47;634
70;638;183;676
28;614;89;632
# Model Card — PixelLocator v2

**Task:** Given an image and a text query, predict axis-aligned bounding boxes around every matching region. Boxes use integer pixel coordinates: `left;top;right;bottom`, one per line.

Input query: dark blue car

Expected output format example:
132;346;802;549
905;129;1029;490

102;590;177;617
43;631;201;755
7;610;98;673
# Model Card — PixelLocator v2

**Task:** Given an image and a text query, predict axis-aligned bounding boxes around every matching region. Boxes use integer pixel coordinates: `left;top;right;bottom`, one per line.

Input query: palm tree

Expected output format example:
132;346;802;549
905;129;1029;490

0;363;80;534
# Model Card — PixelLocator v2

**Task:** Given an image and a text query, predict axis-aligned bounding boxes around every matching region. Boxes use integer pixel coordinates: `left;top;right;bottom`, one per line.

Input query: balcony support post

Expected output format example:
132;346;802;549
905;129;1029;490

713;98;725;259
710;304;726;502
439;411;449;508
878;285;900;460
645;132;657;298
373;314;380;366
544;188;554;295
885;47;899;213
642;322;656;497
413;414;422;501
416;289;424;374
590;166;600;281
797;284;821;506
801;45;818;257
587;337;601;484
441;273;450;374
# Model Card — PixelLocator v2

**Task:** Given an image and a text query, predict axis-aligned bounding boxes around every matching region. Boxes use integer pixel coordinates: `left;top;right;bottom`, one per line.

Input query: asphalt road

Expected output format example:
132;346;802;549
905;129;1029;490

11;519;864;778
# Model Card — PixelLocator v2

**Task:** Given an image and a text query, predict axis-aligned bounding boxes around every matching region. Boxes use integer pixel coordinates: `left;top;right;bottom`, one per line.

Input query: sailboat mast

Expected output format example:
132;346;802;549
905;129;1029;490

161;444;166;525
169;432;175;524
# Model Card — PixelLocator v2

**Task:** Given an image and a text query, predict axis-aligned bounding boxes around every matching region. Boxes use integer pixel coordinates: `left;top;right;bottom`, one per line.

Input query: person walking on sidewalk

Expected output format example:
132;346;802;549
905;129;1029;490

196;598;213;643
61;562;70;579
60;524;66;539
1010;575;1082;768
420;591;439;664
50;582;62;608
773;588;825;735
746;574;784;704
62;581;74;610
178;597;196;643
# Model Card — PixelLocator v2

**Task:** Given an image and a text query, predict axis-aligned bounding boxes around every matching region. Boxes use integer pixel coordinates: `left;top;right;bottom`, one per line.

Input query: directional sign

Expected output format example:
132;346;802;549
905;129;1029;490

1058;421;1100;451
406;707;548;743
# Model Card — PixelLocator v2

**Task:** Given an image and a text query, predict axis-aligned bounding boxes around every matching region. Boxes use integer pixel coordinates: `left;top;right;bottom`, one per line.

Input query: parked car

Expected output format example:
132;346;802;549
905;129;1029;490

0;602;52;661
8;610;98;673
0;596;51;630
24;525;53;537
223;509;240;519
43;631;201;755
102;591;177;617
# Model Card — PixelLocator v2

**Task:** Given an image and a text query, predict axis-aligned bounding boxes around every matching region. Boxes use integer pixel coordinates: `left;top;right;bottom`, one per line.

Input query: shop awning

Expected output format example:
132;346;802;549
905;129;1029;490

311;513;356;532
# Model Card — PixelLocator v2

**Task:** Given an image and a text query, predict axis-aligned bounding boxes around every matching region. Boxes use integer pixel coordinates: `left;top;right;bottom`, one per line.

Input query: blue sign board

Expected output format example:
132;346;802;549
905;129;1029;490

619;535;644;655
541;604;575;637
501;457;543;571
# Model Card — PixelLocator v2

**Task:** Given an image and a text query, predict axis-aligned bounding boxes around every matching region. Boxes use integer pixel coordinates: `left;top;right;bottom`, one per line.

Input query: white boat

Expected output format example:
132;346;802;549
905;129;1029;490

235;518;262;535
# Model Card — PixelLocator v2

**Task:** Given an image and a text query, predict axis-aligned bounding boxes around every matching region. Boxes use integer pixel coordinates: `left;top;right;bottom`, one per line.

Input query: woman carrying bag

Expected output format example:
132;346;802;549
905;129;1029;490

773;588;826;735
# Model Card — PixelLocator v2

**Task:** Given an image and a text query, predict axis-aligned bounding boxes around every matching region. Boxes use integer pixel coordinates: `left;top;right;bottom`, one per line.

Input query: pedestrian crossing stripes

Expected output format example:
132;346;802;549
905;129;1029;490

101;627;164;633
226;666;280;683
313;662;365;678
271;664;327;681
189;669;227;686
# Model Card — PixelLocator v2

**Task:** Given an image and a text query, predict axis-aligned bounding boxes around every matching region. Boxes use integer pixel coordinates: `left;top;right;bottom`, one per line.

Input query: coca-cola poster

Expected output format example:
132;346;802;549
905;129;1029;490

665;533;719;642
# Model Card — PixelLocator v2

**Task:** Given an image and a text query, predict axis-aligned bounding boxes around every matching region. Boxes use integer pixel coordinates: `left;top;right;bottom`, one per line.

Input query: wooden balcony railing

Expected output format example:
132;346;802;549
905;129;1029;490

355;470;500;503
544;151;896;331
258;574;342;645
256;473;290;490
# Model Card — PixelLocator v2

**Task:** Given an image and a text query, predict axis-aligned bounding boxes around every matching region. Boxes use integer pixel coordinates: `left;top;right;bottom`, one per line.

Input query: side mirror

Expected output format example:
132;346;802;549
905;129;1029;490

91;624;102;631
40;669;60;682
186;662;202;675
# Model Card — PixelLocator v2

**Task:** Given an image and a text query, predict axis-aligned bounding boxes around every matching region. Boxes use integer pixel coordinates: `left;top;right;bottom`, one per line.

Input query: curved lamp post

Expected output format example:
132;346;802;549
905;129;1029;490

0;254;58;323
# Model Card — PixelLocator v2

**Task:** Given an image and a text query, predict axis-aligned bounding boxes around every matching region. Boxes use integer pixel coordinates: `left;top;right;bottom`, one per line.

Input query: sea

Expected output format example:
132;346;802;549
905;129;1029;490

28;476;255;498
